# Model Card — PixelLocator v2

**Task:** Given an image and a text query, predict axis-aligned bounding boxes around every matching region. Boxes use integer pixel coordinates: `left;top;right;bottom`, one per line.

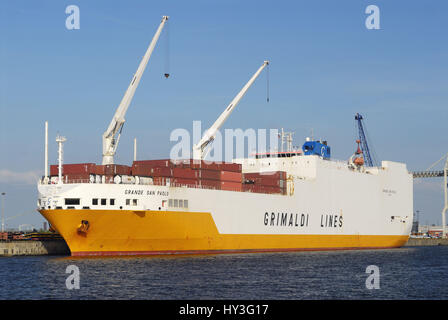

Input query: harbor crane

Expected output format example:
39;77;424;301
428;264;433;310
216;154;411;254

102;16;169;165
412;153;448;238
355;113;377;167
192;60;270;160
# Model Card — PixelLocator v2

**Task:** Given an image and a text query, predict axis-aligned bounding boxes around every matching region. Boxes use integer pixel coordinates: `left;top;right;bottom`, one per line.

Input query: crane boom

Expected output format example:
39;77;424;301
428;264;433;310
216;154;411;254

355;113;375;167
102;16;169;165
192;60;269;160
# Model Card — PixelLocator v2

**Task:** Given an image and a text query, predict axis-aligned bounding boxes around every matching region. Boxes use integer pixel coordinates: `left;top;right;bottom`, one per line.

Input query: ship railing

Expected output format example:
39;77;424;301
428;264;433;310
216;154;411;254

38;177;281;194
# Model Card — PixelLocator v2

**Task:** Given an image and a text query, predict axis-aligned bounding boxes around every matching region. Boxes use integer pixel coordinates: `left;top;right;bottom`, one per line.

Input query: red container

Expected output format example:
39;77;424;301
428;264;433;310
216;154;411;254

153;176;168;186
133;159;173;168
94;165;106;175
242;184;284;194
62;173;92;183
172;178;198;186
199;179;220;189
173;168;198;179
256;178;282;187
131;166;152;177
131;159;242;173
220;181;242;191
50;163;96;176
220;171;242;182
171;159;192;168
190;160;242;172
198;169;220;180
243;171;286;180
95;164;131;176
150;167;173;177
197;170;242;182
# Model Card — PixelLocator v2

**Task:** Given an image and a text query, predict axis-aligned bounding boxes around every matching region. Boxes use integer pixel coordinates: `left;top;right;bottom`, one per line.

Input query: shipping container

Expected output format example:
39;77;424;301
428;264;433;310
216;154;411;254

220;181;242;191
247;178;283;187
50;163;96;176
242;184;286;194
150;166;173;177
172;178;199;187
243;171;287;180
57;173;92;183
219;171;242;182
131;166;152;177
95;164;131;176
199;179;221;189
173;168;198;179
197;170;242;182
132;159;173;168
153;176;168;186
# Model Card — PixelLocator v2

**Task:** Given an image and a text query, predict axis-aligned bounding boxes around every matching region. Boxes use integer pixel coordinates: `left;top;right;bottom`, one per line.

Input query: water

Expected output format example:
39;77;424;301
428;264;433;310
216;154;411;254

1;246;447;300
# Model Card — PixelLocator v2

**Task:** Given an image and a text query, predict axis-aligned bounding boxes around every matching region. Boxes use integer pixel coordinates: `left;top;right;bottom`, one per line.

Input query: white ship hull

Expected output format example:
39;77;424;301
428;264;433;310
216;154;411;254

37;156;413;256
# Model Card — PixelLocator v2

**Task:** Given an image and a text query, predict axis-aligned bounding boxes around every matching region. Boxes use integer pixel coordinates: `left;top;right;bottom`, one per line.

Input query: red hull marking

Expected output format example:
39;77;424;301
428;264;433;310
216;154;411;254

71;246;403;257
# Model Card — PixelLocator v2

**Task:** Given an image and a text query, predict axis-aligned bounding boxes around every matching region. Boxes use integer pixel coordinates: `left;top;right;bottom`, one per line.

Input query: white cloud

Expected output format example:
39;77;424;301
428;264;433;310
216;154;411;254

0;170;41;185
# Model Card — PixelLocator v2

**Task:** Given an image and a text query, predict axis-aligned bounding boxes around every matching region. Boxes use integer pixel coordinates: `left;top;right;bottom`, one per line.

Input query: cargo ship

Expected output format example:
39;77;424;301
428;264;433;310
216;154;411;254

37;16;413;256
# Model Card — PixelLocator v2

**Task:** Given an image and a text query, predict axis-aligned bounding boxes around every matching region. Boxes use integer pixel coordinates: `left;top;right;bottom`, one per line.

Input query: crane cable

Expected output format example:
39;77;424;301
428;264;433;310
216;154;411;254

266;62;270;102
164;19;170;79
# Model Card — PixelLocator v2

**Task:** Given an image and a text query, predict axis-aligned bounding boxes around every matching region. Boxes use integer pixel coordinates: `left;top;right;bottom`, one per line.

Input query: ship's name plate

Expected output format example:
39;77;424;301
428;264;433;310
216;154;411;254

124;189;169;196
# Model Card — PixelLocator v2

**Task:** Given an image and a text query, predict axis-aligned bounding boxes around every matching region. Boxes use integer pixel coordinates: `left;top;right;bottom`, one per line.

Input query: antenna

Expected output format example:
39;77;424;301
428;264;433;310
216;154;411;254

44;121;49;183
56;135;67;185
134;138;137;161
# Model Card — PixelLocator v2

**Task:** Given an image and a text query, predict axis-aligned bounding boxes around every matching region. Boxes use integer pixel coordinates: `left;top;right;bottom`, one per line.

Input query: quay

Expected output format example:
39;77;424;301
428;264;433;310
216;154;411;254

405;237;448;247
0;232;70;257
1;235;447;257
0;239;70;256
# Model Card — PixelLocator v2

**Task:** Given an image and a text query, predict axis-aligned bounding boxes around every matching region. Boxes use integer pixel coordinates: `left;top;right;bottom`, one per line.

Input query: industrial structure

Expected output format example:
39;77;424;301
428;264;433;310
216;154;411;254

354;113;377;167
192;60;269;160
102;16;169;165
412;153;448;238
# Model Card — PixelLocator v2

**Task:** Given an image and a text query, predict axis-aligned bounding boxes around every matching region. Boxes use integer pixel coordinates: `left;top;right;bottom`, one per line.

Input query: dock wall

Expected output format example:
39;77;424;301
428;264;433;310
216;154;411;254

0;240;70;257
405;238;448;247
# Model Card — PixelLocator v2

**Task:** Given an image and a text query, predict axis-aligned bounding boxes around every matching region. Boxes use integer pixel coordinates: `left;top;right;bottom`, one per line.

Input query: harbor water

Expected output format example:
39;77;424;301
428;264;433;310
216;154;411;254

1;246;447;300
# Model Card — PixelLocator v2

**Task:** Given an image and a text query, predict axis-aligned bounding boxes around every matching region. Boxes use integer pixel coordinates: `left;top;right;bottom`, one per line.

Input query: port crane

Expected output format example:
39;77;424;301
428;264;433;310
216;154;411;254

412;153;448;238
102;16;169;165
355;113;377;167
192;60;270;160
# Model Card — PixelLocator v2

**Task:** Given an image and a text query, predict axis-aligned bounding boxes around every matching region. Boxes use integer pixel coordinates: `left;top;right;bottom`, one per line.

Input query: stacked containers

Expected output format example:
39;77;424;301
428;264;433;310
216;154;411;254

242;171;287;195
49;163;96;183
130;159;242;191
49;163;132;184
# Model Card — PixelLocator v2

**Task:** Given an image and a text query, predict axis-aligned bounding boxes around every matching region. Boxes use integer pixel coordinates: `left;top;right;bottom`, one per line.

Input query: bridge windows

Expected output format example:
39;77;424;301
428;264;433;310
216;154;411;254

65;198;80;205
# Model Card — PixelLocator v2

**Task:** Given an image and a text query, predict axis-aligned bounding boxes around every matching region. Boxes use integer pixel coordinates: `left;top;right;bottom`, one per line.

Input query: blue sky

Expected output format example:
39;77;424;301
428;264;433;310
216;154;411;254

0;0;447;229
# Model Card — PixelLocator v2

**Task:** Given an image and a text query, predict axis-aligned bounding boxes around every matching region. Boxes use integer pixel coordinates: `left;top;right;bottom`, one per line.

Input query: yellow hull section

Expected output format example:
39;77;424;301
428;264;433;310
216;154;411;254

40;209;409;256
